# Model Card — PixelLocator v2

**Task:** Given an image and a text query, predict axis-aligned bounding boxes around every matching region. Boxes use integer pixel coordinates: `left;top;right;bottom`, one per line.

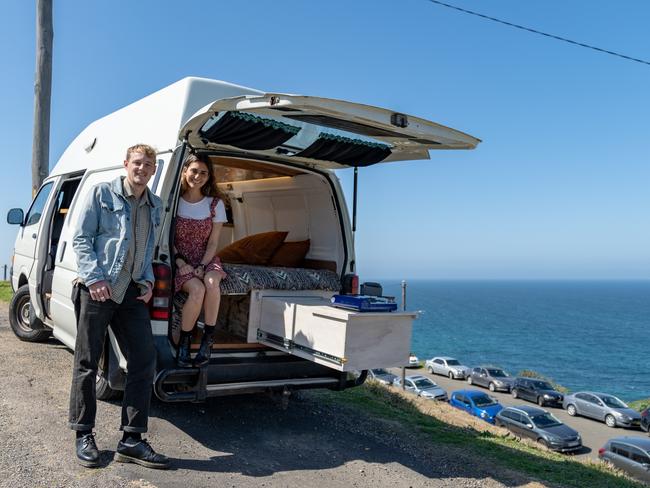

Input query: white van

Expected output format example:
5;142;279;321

7;77;479;402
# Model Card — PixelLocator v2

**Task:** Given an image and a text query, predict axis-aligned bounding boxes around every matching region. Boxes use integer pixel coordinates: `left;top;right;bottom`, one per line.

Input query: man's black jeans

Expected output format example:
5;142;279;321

68;282;156;433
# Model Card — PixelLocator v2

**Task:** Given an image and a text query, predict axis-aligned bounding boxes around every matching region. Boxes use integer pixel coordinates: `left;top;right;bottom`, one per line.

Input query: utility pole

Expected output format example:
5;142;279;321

31;0;53;195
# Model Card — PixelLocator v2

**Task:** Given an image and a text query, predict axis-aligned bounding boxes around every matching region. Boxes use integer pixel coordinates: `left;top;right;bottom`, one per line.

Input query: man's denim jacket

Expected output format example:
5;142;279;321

72;176;162;288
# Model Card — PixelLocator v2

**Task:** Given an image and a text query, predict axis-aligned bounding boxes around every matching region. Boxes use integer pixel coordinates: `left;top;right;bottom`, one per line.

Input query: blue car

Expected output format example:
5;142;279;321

450;389;503;424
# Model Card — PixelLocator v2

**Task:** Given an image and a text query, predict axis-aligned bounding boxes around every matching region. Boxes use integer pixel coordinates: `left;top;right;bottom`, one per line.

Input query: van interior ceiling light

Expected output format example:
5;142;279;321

199;111;300;150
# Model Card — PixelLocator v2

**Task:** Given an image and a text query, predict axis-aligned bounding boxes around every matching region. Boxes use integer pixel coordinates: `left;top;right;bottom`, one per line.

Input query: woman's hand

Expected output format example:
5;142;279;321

179;264;194;276
194;264;205;280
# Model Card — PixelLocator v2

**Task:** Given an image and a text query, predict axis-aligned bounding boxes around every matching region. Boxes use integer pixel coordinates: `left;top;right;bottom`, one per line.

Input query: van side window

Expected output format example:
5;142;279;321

25;182;54;226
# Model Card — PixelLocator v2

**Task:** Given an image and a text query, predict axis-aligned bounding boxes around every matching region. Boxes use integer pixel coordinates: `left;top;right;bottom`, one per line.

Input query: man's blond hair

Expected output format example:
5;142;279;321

125;144;157;162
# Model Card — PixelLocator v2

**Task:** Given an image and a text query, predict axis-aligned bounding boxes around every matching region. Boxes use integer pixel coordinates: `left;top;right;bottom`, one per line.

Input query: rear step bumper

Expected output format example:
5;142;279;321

153;367;360;402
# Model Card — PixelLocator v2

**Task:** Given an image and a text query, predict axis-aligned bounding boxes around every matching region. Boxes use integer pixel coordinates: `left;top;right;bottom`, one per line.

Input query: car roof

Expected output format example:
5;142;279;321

406;375;430;381
453;389;489;397
502;405;546;416
479;365;505;370
434;356;456;361
607;437;650;450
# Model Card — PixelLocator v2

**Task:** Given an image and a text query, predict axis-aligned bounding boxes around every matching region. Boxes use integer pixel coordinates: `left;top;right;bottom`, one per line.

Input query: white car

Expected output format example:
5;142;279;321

426;356;471;379
407;353;420;368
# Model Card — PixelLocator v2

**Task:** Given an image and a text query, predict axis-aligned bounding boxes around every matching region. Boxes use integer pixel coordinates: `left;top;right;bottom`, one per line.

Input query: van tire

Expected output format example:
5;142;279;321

96;345;121;401
9;285;52;342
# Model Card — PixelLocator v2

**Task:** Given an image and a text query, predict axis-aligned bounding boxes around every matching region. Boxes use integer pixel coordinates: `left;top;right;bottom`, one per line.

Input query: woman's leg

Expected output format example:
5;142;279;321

202;271;222;326
180;278;205;332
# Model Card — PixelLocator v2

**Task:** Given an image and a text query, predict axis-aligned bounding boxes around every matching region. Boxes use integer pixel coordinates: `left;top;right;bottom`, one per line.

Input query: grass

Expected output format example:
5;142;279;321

0;281;13;303
312;383;644;488
629;398;649;412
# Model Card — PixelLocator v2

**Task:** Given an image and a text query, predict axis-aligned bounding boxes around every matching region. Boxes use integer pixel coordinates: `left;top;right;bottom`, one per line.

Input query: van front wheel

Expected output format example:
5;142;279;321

9;284;51;342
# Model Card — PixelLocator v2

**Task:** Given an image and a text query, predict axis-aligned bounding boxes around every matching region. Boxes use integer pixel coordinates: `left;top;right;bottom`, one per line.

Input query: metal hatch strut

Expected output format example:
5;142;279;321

352;166;358;233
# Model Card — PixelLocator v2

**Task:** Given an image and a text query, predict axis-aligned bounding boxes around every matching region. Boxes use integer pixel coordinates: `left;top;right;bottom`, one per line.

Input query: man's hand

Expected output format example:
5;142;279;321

88;280;112;302
137;282;153;303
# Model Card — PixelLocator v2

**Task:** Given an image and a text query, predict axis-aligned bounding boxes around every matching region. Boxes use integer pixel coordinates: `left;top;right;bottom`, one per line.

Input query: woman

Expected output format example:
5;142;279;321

173;153;227;367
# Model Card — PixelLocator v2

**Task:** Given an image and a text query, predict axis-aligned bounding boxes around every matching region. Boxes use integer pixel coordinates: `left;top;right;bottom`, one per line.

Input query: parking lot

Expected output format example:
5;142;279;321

389;366;648;460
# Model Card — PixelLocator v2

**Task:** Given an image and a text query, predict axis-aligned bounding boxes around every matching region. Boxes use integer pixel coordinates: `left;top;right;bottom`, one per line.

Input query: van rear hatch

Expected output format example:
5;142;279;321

179;94;480;169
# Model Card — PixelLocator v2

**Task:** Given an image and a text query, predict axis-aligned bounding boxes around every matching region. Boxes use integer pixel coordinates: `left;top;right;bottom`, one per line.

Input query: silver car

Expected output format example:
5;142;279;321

426;356;471;380
467;366;515;392
563;391;642;428
395;375;448;401
599;437;650;483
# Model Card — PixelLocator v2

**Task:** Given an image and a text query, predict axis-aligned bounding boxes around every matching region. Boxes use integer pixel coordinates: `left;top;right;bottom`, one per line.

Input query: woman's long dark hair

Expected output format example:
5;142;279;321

180;153;222;199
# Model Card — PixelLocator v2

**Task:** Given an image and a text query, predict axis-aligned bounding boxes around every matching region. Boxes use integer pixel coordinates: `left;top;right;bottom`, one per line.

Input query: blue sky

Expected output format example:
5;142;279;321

1;0;649;279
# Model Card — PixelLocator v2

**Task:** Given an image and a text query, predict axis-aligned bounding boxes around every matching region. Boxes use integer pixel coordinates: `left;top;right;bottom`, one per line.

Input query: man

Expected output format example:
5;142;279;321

69;144;169;469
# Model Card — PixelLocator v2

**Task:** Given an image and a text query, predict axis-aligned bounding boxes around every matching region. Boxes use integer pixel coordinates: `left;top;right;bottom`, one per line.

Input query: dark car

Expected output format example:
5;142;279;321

467;366;514;392
495;405;582;453
641;408;649;434
511;377;563;407
599;437;650;483
367;368;398;386
449;389;503;424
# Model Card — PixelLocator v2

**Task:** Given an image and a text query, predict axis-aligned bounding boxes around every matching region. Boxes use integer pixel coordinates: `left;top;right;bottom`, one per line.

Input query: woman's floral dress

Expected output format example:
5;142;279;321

174;197;227;293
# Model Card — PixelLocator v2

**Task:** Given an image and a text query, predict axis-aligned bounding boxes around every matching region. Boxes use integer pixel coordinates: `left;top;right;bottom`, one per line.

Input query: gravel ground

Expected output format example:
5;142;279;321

0;301;550;488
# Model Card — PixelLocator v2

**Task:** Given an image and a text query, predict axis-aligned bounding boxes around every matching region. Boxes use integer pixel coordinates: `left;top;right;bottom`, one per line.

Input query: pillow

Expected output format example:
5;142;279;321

268;239;310;268
217;231;288;265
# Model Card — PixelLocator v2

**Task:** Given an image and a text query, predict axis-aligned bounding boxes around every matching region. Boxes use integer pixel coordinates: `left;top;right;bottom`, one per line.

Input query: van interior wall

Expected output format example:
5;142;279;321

172;155;344;347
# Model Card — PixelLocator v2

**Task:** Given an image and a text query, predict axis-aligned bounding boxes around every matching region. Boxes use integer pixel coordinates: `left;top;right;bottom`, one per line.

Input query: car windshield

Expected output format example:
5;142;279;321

600;395;627;408
487;369;508;377
414;378;435;388
446;360;461;366
472;394;497;407
531;413;562;428
532;380;552;390
372;368;388;375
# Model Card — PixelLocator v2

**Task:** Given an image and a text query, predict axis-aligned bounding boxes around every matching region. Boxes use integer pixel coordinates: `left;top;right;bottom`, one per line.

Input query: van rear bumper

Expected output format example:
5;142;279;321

154;367;346;402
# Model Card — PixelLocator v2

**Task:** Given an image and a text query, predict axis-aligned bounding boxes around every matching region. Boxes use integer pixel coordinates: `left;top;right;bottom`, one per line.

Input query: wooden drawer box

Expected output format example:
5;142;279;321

253;294;415;372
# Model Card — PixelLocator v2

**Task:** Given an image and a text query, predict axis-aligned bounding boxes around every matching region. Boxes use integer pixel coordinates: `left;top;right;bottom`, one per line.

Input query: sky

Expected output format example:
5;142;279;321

1;0;649;280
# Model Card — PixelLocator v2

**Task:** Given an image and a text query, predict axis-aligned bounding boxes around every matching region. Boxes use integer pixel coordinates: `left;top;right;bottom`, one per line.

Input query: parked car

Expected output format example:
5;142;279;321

394;375;448;401
563;392;642;428
406;353;420;368
449;389;503;424
368;368;398;386
426;357;471;379
511;377;563;407
495;405;582;453
599;437;650;483
641;408;650;434
467;366;514;392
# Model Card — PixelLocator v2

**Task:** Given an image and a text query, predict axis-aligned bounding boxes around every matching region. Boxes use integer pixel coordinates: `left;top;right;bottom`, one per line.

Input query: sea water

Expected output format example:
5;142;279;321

376;280;650;402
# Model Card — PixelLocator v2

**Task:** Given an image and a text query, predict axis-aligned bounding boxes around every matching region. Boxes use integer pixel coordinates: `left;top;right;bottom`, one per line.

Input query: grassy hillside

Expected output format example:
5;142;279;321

313;383;645;488
0;281;12;303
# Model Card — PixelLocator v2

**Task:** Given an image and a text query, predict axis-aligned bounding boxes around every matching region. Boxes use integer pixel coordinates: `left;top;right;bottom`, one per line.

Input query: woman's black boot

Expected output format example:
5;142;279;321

194;326;215;367
176;331;193;368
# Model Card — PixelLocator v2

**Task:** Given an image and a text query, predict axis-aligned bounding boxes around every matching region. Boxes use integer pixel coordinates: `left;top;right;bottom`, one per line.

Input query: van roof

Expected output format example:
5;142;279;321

49;77;264;177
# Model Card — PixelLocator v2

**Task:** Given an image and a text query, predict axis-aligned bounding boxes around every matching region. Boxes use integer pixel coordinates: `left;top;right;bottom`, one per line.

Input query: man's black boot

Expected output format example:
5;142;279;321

115;438;170;469
75;432;100;468
176;331;192;368
193;326;214;367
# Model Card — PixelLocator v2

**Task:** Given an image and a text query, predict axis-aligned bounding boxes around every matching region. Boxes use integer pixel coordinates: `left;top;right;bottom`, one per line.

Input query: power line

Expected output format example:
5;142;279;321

426;0;650;67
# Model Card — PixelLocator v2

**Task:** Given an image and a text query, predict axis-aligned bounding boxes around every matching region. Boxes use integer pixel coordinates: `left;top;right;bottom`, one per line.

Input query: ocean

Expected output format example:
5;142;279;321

377;280;650;402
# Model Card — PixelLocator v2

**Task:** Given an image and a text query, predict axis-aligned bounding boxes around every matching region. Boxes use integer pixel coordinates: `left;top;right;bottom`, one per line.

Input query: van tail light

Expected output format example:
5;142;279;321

341;274;359;295
150;263;172;320
598;448;605;457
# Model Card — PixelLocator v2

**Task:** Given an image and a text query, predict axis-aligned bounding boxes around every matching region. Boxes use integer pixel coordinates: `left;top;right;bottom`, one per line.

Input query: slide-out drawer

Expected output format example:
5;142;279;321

253;294;415;372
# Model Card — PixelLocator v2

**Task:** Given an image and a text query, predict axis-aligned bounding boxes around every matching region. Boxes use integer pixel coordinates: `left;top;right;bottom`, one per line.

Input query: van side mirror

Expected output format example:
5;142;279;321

7;208;24;225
